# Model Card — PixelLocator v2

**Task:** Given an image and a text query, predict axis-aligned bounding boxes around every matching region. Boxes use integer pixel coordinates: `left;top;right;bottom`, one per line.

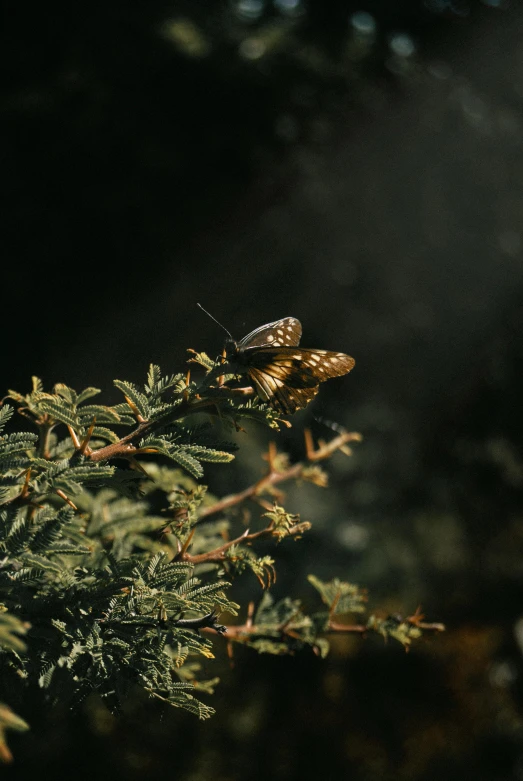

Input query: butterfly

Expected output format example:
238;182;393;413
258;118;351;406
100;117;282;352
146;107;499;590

224;317;355;415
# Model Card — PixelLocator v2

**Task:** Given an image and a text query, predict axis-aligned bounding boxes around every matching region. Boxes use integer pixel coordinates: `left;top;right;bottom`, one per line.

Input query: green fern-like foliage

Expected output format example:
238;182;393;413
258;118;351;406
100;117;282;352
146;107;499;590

0;358;443;761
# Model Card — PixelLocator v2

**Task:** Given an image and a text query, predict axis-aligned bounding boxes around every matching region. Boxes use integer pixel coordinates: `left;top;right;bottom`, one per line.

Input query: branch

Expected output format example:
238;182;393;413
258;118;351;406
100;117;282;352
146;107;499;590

204;617;369;641
175;516;310;565
326;620;367;634
176;527;268;564
88;397;221;462
203;613;445;649
172;610;227;634
197;430;362;522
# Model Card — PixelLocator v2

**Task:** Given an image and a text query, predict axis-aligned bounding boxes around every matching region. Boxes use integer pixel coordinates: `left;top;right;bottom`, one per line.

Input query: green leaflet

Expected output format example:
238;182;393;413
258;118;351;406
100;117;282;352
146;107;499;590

168;449;204;479
113;380;149;419
37;400;78;428
0;405;14;429
0;611;28;653
307;574;367;615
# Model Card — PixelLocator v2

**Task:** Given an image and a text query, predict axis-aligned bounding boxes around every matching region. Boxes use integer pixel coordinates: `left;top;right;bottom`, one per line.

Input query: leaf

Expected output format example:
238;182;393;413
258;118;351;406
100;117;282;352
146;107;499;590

32;376;43;393
20;554;64;574
90;427;120;444
307;575;367;615
366;615;422;648
76;387;102;404
6;390;25;404
0;405;14;431
183;445;235;464
314;638;330;658
0;612;28;653
169;450;204;479
146;364;162;393
113;380;149;419
37;400;78;428
65;464;116;484
0;704;30;764
30;507;75;552
187;351;217;372
46;543;92;556
0;433;38;461
145;365;185;400
77;405;122;423
54;384;77;404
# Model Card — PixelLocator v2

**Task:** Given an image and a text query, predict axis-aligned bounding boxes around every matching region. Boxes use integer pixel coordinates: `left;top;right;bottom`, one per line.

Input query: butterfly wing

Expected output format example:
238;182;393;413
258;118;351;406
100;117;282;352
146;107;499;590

249;366;319;414
246;347;355;383
237;317;302;348
246;347;355;413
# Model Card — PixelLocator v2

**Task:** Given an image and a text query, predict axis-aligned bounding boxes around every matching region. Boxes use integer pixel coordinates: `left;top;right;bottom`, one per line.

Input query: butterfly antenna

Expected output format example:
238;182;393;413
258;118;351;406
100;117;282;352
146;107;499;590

197;303;233;340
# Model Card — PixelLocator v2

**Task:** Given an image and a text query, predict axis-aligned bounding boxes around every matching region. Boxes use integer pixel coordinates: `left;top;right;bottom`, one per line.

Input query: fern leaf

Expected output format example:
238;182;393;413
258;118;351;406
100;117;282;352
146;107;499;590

2;567;45;584
20;554;64;574
31;507;75;552
188;351;217;372
37;400;78;428
46;544;92;556
77;405;122;423
146;552;166;580
0;432;38;460
146;364;162;393
113;381;149;419
307;575;367;615
183;445;234;464
76;387;102;404
149;562;195;589
169;450;204;479
32;376;44;393
88;427;120;444
0;611;28;653
54;384;77;404
38;664;56;689
0;405;14;431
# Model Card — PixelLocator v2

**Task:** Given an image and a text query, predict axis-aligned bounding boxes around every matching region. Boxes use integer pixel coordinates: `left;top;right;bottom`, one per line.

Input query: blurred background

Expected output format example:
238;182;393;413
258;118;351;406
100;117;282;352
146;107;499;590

4;0;523;778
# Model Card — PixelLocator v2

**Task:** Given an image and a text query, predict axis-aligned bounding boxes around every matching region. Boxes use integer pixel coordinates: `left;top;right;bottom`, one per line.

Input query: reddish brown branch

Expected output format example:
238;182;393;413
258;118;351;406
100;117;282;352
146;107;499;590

197;430;362;522
88;398;220;463
326;620;367;634
202;617;369;642
177;526;271;565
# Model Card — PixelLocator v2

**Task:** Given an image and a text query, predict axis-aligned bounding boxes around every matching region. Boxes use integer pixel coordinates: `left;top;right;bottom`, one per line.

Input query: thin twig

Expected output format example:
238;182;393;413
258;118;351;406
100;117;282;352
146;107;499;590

326;620;367;634
177;526;269;564
78;417;96;456
37;419;52;460
197;430;362;522
202;617;369;642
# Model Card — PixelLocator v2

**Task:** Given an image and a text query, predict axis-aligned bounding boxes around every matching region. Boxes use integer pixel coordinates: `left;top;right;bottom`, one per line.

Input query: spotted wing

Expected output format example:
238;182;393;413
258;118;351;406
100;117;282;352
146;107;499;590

246;347;355;414
245;347;355;384
237;317;302;349
248;367;320;414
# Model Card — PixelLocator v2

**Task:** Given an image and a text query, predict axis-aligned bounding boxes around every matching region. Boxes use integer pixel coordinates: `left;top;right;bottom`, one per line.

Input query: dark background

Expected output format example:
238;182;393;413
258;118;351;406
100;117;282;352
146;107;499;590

4;0;523;779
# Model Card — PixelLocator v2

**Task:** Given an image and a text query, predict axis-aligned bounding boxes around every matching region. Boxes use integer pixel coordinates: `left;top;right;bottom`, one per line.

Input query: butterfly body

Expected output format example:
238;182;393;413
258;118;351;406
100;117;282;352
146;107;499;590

224;317;355;415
